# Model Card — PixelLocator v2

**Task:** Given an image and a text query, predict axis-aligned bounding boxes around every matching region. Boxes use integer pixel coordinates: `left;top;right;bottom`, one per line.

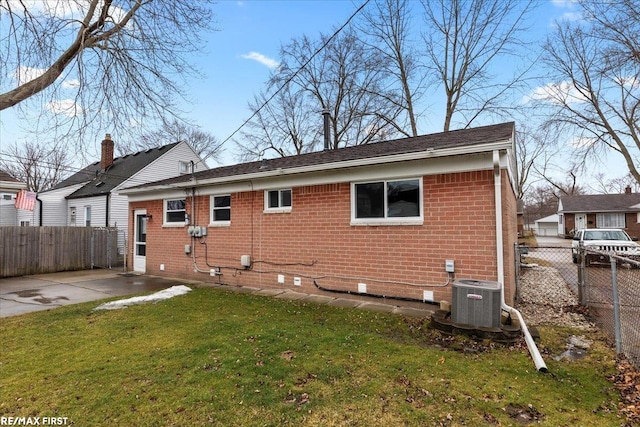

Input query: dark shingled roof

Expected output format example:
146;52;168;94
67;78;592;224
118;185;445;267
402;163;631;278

125;122;514;190
49;142;180;199
560;193;640;213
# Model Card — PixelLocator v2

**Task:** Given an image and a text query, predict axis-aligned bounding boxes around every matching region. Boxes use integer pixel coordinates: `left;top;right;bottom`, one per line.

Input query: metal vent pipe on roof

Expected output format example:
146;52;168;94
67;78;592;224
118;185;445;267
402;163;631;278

322;109;331;151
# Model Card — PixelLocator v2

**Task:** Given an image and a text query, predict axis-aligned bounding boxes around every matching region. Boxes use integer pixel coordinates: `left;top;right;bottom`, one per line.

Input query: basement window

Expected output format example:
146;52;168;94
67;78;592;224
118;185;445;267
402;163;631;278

351;178;423;225
164;198;186;225
210;195;231;226
264;189;292;213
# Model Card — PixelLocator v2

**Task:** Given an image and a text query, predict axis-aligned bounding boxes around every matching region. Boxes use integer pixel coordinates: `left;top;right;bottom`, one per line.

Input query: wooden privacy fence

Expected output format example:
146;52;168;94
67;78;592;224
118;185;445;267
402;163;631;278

0;226;122;278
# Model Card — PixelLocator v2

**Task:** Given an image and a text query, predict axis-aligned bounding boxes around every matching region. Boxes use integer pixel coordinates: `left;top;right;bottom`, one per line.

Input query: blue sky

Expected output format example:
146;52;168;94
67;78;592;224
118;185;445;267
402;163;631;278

0;0;620;187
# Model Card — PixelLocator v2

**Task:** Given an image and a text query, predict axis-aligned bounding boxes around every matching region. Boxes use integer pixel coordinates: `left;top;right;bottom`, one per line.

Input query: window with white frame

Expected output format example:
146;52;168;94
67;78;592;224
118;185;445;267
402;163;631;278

211;195;231;225
264;189;292;212
84;206;92;226
179;161;191;175
352;178;422;224
165;198;186;224
596;213;625;228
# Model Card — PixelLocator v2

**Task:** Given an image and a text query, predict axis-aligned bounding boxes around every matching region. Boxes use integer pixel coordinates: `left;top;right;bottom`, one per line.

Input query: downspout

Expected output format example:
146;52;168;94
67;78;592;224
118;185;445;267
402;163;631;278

106;194;110;227
36;195;43;226
493;150;547;373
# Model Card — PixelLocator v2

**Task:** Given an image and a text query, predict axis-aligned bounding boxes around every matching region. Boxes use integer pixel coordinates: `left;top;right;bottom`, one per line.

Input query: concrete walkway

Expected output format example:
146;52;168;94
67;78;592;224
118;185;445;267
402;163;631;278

0;270;435;319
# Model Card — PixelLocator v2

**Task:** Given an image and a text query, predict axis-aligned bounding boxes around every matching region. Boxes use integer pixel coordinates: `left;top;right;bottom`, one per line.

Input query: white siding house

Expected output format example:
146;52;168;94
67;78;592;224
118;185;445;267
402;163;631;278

35;135;204;237
0;170;28;226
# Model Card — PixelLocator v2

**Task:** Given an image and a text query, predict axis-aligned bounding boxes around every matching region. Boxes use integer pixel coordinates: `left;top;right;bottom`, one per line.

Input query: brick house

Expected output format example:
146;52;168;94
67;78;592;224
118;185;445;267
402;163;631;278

558;188;640;238
119;122;519;305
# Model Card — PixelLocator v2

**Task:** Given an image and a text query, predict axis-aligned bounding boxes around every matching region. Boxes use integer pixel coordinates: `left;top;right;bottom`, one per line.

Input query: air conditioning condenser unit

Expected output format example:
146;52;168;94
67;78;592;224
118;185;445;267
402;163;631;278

451;279;502;328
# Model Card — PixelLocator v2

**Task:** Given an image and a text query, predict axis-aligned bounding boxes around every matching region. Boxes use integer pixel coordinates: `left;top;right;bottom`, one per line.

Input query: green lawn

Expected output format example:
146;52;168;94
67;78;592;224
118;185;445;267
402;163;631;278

0;287;624;426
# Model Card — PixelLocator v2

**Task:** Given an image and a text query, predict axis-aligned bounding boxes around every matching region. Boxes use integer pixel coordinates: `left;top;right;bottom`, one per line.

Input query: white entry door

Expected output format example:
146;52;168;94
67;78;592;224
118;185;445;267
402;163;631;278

575;213;587;232
133;210;147;273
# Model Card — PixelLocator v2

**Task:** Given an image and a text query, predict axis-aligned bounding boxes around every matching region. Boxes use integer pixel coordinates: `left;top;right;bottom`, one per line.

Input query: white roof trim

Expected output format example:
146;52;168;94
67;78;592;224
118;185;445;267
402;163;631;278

119;139;513;198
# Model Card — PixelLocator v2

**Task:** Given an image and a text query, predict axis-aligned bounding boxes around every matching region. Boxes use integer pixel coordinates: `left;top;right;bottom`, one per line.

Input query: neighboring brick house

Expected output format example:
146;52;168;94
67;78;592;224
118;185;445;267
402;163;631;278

558;188;640;238
119;122;519;305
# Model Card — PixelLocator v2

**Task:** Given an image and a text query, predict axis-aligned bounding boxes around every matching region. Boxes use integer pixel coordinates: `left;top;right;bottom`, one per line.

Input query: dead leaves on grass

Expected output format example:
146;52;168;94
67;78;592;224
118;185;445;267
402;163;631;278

609;355;640;426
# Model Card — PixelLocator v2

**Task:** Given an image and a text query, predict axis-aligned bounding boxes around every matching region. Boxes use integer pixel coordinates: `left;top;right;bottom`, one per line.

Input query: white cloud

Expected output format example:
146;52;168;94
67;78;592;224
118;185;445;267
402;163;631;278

7;0;128;24
560;11;583;22
522;81;589;105
551;0;575;6
616;76;640;89
7;0;83;18
45;99;83;117
62;79;80;88
568;136;597;149
241;51;279;69
14;66;46;85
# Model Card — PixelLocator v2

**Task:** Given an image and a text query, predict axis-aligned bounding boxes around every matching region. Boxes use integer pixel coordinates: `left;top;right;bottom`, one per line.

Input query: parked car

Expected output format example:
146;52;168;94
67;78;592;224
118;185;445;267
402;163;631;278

571;228;640;264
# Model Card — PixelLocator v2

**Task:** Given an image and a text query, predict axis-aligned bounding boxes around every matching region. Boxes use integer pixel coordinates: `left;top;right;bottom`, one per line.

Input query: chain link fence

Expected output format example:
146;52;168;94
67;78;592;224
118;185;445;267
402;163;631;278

516;242;640;368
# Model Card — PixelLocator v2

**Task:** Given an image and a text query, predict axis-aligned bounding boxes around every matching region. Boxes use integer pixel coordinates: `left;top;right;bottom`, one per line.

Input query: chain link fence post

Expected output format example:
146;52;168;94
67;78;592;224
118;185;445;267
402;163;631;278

609;255;622;354
578;241;586;305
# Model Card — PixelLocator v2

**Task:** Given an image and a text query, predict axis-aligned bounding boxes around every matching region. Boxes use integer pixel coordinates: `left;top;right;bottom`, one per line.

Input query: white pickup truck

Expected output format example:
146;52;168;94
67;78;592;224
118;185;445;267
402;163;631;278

571;228;640;264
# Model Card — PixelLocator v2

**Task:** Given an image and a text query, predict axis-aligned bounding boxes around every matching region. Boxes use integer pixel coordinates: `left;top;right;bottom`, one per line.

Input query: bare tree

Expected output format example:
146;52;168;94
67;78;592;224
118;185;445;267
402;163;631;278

0;141;72;192
515;124;548;200
421;0;536;131
522;184;560;225
258;28;402;154
591;172;640;194
236;85;321;160
0;0;216;152
539;0;640;184
523;177;585;226
356;0;423;137
136;119;223;167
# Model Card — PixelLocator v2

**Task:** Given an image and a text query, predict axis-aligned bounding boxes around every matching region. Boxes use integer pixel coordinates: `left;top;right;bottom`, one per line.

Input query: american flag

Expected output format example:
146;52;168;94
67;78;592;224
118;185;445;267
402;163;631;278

15;190;36;211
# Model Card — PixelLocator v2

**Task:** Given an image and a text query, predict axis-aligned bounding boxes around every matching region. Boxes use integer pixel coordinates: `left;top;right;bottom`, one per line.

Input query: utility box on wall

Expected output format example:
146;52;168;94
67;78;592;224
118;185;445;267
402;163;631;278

451;279;502;328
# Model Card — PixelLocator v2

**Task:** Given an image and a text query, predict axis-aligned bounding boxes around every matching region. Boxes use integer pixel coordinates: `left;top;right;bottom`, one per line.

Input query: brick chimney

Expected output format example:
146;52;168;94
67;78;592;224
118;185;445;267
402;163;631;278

625;185;632;194
101;134;114;170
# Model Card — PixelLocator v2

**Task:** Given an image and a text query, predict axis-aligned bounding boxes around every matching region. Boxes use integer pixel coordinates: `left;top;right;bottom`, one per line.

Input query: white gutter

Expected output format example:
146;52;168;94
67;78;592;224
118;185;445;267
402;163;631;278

493;150;548;373
119;139;513;196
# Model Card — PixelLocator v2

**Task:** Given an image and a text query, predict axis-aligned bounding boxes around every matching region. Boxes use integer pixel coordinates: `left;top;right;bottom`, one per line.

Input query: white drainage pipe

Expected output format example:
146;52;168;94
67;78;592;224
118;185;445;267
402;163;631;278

493;150;547;373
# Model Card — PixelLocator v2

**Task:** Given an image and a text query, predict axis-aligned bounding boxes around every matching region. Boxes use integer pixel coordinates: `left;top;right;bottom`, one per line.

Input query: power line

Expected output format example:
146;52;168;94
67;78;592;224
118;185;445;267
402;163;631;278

2;1;371;189
197;0;371;168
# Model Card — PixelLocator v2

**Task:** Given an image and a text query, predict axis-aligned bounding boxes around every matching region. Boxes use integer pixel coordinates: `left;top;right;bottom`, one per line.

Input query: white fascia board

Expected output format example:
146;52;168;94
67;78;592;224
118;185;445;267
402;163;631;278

121;140;512;200
0;181;28;191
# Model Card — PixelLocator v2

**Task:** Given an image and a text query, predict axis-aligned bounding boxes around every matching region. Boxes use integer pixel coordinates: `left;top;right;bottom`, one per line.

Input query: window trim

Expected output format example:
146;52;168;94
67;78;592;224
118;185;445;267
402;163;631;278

350;177;423;226
179;160;191;175
84;206;92;227
263;189;292;213
596;212;625;228
210;194;231;226
164;198;187;226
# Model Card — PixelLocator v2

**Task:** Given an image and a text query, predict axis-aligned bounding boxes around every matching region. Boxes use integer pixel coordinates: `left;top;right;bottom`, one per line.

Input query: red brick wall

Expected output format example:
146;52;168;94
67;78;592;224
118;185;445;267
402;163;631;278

129;170;516;305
